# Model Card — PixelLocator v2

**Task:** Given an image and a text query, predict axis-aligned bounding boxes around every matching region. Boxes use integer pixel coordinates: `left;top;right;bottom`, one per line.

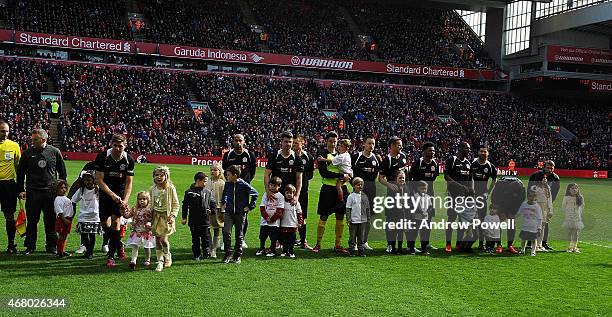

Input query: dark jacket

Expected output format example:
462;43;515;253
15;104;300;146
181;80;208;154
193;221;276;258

17;144;66;192
528;170;561;201
182;184;217;227
222;179;258;214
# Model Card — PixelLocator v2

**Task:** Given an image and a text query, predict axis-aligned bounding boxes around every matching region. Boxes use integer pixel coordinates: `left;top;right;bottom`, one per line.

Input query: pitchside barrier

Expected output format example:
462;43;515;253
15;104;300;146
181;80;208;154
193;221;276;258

63;152;609;179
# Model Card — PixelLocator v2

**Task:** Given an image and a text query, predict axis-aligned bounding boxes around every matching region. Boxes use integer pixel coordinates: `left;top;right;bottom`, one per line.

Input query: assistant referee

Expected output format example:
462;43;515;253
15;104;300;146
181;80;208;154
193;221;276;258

0;120;21;254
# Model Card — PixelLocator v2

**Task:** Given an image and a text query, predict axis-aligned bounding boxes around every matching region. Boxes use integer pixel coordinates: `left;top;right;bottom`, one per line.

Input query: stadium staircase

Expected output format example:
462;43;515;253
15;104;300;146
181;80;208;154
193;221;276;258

338;5;380;61
45;77;73;147
237;0;269;52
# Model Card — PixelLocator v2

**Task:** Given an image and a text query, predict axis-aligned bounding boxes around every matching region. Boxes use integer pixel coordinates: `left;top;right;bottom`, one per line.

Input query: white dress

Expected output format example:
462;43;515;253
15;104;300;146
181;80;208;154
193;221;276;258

562;196;584;230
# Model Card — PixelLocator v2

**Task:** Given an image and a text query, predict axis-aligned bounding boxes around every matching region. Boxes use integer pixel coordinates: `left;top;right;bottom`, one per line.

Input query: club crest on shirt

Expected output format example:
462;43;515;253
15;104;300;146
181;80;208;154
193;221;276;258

289;160;294;165
372;160;377;166
484;167;489;173
37;160;47;168
120;164;127;170
431;166;435;171
243;157;248;162
302;159;306;165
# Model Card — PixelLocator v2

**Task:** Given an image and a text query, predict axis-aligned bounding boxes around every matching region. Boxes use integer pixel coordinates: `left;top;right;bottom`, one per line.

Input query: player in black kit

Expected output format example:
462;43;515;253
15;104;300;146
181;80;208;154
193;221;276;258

444;142;473;253
409;142;439;250
351;137;380;251
470;144;497;250
222;133;257;247
293;135;314;249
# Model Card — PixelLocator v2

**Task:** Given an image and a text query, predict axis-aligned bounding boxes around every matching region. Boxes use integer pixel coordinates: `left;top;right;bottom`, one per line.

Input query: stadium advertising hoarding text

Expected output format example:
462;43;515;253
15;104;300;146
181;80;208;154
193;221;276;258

588;79;612;93
0;29;504;81
62;152;607;179
159;43;501;80
547;45;612;66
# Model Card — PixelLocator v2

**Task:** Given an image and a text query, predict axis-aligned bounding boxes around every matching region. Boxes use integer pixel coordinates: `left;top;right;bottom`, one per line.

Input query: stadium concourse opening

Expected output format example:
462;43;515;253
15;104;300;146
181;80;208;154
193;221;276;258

0;0;610;315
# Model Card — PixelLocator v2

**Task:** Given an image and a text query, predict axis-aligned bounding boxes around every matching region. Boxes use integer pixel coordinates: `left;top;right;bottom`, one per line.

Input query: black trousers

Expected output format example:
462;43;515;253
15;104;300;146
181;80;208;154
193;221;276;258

24;189;57;251
259;225;279;251
80;233;96;256
298;189;308;244
0;180;18;246
280;228;296;254
407;219;429;250
190;226;211;258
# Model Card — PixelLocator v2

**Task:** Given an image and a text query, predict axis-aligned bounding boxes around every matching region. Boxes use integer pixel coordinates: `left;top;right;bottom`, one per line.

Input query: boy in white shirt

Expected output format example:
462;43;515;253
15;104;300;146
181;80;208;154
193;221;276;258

54;180;74;258
483;205;502;254
518;188;543;256
257;176;284;257
345;177;370;257
280;184;303;258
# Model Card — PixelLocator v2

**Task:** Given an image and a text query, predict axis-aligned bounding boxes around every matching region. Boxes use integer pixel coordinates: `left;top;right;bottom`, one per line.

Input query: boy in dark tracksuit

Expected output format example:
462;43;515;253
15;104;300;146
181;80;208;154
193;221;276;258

221;165;258;264
182;172;217;260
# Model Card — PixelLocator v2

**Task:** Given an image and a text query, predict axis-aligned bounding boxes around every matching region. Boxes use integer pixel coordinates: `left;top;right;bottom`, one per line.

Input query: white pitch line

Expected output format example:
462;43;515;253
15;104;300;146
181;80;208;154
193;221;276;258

582;242;612;249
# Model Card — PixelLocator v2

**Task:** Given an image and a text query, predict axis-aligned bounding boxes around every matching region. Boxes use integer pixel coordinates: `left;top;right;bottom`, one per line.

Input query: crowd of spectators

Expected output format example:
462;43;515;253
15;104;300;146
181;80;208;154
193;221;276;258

143;0;258;51
0;59;607;170
249;0;369;60
345;1;495;69
54;65;217;156
0;60;50;147
3;0;130;40
1;0;497;69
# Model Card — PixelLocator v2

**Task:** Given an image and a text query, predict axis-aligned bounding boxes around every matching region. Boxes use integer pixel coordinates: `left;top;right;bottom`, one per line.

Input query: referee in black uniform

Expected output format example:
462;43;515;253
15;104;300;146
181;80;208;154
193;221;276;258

17;129;67;254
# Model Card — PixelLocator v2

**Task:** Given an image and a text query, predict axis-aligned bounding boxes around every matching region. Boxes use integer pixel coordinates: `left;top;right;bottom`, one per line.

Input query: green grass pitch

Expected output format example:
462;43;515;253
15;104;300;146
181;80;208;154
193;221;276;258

0;161;610;316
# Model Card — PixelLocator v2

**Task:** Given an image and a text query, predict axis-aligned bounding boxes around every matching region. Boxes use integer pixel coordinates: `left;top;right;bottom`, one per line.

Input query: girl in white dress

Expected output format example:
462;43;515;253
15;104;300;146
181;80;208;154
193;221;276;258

562;183;585;253
123;191;156;269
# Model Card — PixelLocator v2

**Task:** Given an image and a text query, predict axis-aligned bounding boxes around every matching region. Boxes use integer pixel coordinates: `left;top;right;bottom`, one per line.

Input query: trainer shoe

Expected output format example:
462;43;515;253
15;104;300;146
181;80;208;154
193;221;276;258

75;245;86;254
210;249;217;259
22;248;34;255
6;245;18;254
363;242;373;251
300;242;313;250
241;241;248;249
266;251;276;257
102;245;109;253
222;255;231;264
573;248;581;253
57;252;71;258
310;244;321;254
543;244;553;251
507;245;518;254
333;246;349;254
536;247;547;252
386;245;393;253
143;260;151;267
495;246;503;254
106;258;116;268
164;254;172;267
289;253;296;259
234;256;241;264
280;253;287;257
407;248;416;255
155;261;164;272
255;249;265;256
129;261;136;270
530;250;537;257
427;244;438;250
444;244;452;253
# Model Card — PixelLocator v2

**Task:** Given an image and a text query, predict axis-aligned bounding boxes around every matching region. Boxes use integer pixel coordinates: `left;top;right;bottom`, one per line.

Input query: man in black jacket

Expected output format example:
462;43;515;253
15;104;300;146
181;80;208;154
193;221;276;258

17;129;67;254
528;160;560;250
182;172;217;260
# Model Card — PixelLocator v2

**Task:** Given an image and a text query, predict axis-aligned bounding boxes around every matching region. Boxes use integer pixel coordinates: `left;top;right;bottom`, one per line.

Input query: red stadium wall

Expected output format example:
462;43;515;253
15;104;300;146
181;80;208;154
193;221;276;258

63;153;608;179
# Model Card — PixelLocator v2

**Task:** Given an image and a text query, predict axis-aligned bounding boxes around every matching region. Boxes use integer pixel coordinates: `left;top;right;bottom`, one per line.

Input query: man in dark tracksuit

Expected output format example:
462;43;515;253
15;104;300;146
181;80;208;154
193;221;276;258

17;129;67;254
181;172;217;260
